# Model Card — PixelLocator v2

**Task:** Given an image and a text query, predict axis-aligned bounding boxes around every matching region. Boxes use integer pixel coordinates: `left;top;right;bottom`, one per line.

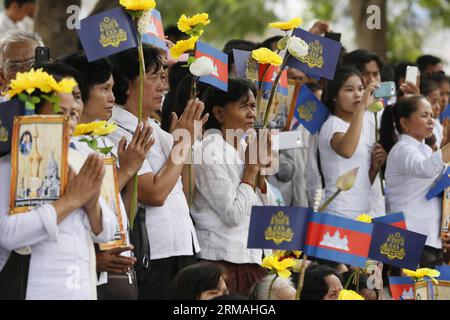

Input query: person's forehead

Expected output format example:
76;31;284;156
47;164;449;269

364;60;380;72
3;40;37;61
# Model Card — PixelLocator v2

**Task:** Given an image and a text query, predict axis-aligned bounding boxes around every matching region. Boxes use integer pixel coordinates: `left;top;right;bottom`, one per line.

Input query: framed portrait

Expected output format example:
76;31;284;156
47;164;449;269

9;115;69;214
435;280;450;300
441;187;450;234
414;281;437;300
98;157;127;251
255;90;290;130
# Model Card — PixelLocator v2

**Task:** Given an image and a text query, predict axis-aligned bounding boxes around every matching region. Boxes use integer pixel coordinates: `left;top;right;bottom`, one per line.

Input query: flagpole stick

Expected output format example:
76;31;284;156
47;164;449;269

263;54;290;128
295;254;307;300
187;77;198;207
267;274;278;300
317;189;341;212
129;38;146;230
374;112;385;196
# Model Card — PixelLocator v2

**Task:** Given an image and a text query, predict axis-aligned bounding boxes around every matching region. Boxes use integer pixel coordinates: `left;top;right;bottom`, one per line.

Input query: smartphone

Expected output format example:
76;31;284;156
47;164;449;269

324;32;341;42
34;46;50;68
405;66;419;86
374;81;396;99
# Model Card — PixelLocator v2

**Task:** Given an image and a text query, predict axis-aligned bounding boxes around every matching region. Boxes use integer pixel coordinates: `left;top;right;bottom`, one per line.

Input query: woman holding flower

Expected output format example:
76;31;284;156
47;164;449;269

191;78;276;297
318;66;385;218
0;68;116;299
381;95;450;268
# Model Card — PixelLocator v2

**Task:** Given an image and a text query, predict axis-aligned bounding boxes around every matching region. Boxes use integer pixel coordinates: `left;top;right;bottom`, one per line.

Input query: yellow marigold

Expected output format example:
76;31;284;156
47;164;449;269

119;0;156;11
169;36;199;59
268;17;303;31
177;13;210;36
355;214;372;223
261;255;296;278
54;78;78;94
338;289;365;300
7;68;57;98
92;122;117;136
251;48;282;66
403;268;440;283
73;121;108;137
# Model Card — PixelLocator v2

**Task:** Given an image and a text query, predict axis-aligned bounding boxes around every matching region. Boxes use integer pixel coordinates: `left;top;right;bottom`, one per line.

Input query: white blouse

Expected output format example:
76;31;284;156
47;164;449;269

318;114;374;219
0;154;117;299
109;106;200;260
385;134;444;249
191;132;275;264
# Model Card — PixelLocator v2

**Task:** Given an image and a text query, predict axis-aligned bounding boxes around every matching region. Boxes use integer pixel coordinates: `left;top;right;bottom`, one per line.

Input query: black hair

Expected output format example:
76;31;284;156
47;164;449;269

259;36;283;50
321;65;363;114
380;95;426;153
416;55;442;73
203;77;257;131
57;51;112;103
429;71;450;87
168;262;226;300
420;78;439;97
109;44;162;105
305;81;322;93
161;73;210;132
222;39;257;72
343;49;384;73
302;264;342;300
164;25;189;43
5;0;34;8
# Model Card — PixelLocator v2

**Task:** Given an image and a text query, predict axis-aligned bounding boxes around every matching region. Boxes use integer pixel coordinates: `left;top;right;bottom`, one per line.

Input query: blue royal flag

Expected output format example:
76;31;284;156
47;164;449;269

232;49;250;78
304;211;373;267
286;28;342;80
0;98;25;154
141;9;167;51
368;221;426;270
292;85;330;134
77;7;138;62
426;167;450;200
247;206;310;251
440;104;450;123
373;212;407;229
437;265;450;281
195;42;228;92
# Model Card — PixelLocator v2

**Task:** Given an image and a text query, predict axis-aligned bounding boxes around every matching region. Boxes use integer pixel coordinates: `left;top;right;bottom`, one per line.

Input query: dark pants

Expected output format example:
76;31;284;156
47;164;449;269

419;246;443;268
137;254;197;300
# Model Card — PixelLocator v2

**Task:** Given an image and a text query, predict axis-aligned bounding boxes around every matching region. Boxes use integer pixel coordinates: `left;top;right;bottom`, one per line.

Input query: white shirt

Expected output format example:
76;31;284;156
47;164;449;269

318;114;374;219
385;134;444;249
0;154;117;299
0;11;32;34
191;132;275;264
109;106;200;260
434;120;443;148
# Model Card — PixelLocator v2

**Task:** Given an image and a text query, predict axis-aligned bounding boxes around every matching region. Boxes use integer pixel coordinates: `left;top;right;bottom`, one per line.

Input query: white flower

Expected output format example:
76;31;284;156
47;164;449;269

137;9;153;36
287;36;309;60
189;56;215;77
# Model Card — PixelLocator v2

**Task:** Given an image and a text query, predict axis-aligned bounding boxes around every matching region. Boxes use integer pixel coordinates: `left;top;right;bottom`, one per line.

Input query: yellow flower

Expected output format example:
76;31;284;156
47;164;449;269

261;255;296;278
251;48;283;66
54;78;78;94
119;0;156;11
355;214;372;223
338;289;365;300
336;167;359;191
73;121;108;137
92;122;117;136
403;268;440;284
177;13;210;36
169;36;199;59
268;17;303;31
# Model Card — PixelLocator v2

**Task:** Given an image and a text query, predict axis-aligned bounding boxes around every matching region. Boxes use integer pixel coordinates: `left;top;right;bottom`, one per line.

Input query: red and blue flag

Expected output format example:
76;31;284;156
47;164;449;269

388;277;415;300
258;64;288;96
195;41;228;92
304;212;373;267
141;9;167;51
373;212;407;230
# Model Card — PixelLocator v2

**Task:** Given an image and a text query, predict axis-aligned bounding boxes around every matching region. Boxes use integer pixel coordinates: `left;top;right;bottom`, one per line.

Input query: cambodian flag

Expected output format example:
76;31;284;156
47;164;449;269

195;41;228;92
258;64;288;96
388;277;415;300
373;212;406;230
303;212;373;267
141;9;167;51
426;166;450;200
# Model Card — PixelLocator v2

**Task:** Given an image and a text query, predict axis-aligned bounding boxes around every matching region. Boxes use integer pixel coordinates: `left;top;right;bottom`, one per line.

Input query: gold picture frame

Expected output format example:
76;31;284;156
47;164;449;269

413;281;430;300
99;157;127;250
9;115;69;214
441;186;450;235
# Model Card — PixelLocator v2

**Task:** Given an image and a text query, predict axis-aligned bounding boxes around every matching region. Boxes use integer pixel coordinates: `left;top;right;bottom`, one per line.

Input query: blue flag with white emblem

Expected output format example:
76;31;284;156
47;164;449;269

77;7;138;62
291;85;329;134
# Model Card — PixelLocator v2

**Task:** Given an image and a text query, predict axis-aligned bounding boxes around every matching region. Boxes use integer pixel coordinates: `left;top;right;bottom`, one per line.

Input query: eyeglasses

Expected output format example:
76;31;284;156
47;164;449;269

5;58;35;74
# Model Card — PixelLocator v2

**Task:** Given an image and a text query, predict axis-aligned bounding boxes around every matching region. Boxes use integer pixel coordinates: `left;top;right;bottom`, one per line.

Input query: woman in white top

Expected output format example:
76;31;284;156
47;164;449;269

318;66;386;218
0;73;116;299
381;95;450;268
191;78;276;297
107;45;207;299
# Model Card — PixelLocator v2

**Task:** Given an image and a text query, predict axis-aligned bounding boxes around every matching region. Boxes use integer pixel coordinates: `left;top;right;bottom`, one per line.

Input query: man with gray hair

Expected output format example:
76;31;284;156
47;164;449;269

0;29;43;94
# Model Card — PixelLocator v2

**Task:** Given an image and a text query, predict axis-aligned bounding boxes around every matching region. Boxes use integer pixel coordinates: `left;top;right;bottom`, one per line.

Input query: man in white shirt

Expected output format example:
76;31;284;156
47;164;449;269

0;0;35;34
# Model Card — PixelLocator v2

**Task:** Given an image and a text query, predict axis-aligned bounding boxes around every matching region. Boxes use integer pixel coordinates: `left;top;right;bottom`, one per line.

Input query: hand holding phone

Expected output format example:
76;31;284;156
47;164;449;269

405;66;419;86
35;46;50;68
374;81;396;99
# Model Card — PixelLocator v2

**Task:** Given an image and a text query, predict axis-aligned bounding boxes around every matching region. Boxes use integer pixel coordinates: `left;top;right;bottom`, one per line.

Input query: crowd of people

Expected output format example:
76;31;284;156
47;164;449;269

0;0;450;301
